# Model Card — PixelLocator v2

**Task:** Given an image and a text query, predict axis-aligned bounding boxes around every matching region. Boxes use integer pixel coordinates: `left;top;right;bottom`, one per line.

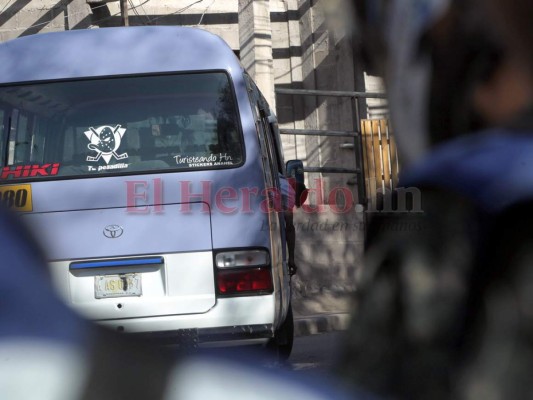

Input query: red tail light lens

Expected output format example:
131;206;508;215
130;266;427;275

217;267;273;296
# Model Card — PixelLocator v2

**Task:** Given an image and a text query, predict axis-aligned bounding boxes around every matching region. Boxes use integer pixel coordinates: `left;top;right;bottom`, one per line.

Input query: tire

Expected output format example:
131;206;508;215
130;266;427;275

267;303;294;362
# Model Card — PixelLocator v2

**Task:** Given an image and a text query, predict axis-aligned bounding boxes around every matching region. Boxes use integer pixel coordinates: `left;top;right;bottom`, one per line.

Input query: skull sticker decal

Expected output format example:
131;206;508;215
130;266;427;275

84;125;128;164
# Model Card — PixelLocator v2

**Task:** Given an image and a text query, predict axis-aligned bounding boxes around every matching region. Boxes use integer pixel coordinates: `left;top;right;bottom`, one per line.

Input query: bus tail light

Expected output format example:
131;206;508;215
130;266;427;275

216;267;273;296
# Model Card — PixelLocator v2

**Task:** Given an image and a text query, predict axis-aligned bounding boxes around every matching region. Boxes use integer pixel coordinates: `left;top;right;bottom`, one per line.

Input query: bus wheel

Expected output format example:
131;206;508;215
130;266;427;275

267;303;294;362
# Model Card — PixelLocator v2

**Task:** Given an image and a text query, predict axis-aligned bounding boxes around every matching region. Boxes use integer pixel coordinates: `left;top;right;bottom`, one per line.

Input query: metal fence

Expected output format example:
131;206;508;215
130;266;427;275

275;88;399;208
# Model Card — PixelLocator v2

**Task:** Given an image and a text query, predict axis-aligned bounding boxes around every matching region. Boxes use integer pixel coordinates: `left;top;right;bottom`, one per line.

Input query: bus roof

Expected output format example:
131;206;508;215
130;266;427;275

0;26;244;84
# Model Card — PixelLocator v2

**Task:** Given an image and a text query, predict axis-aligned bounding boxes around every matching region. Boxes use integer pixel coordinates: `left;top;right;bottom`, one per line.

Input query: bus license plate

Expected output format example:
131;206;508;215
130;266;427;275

94;274;142;299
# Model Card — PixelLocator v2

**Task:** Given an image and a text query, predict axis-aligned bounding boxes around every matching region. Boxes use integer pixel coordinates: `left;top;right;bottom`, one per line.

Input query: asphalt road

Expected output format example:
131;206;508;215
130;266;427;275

196;331;346;374
289;331;344;372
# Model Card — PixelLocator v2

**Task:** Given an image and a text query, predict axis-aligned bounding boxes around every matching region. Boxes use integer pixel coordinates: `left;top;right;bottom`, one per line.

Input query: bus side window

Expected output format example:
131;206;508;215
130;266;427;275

268;117;285;174
244;74;277;190
256;90;282;187
0;107;5;166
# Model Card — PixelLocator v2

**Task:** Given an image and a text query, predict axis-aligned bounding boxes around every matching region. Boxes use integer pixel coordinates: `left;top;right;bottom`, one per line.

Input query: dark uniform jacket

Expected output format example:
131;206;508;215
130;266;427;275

339;120;533;400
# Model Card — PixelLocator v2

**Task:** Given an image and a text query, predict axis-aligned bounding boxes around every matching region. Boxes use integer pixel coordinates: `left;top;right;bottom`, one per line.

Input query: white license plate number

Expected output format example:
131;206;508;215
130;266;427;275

94;274;142;299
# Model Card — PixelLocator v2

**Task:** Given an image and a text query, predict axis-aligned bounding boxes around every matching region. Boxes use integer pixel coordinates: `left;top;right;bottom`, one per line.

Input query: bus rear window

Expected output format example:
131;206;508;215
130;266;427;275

0;72;243;181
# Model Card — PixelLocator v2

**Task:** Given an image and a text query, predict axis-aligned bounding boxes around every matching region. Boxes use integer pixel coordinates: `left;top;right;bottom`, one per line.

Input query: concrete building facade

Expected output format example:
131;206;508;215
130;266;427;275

0;0;384;302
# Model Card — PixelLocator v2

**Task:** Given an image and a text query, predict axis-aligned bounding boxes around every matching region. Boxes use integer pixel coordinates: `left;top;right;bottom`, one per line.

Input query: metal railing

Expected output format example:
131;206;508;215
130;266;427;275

275;88;390;207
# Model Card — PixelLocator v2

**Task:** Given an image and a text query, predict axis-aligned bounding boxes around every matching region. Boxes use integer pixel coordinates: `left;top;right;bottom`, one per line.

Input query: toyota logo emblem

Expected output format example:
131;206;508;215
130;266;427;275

103;224;124;239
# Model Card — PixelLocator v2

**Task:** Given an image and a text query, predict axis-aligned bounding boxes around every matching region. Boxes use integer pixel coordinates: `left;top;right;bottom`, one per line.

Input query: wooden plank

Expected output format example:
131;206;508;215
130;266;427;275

361;120;377;203
372;120;384;194
361;118;402;205
379;119;392;191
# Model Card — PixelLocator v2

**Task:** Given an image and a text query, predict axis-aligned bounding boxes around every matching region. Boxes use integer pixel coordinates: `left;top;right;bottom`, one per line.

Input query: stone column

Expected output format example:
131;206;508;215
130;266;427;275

66;0;92;30
238;0;276;109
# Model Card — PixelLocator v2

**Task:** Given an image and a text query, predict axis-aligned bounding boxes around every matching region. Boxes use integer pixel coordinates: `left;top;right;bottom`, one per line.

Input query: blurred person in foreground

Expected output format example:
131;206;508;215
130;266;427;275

337;0;533;399
0;207;179;400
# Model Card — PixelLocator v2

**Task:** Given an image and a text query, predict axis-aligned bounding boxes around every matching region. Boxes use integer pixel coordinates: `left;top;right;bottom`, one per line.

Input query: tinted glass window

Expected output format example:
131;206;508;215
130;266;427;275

0;73;243;181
